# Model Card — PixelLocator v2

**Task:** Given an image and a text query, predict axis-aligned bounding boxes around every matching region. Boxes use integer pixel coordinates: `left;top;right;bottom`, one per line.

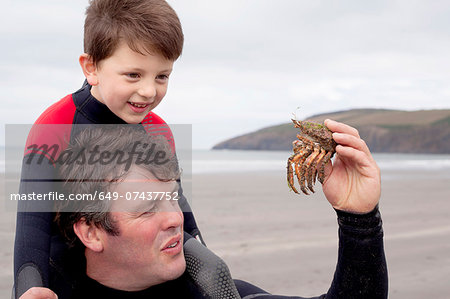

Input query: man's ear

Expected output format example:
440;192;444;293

73;218;104;253
79;53;99;86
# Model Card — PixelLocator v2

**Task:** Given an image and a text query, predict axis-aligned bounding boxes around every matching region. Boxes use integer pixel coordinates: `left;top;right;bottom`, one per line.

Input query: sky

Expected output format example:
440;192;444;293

1;0;450;149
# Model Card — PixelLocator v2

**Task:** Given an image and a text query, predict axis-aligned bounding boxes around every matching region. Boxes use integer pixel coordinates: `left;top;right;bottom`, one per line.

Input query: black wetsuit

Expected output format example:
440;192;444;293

14;83;203;293
70;207;387;299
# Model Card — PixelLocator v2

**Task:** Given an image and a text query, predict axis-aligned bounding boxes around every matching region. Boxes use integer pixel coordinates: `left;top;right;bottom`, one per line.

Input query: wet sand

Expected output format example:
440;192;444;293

1;168;449;298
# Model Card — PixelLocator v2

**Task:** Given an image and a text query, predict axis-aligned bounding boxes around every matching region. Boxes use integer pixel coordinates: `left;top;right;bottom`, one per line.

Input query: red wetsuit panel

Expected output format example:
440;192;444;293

24;95;76;163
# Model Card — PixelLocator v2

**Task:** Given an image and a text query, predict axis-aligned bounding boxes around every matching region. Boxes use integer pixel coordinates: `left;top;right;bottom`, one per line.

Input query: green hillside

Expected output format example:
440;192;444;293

212;109;450;154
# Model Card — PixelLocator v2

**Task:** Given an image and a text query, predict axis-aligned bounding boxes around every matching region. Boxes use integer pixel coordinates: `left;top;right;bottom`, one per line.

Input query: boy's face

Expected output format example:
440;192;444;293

89;41;174;124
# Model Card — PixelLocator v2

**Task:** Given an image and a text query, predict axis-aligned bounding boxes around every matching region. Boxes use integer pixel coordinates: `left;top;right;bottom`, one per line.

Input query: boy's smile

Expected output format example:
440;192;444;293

84;41;174;124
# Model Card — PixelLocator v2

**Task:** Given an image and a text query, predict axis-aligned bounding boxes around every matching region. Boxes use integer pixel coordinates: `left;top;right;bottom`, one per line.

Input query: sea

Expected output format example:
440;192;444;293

190;150;450;174
1;147;450;175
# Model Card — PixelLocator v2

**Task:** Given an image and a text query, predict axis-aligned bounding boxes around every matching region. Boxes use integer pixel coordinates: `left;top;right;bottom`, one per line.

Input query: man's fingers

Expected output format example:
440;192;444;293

333;132;378;173
335;145;373;169
325;119;374;159
325;119;360;138
332;132;372;157
20;287;58;299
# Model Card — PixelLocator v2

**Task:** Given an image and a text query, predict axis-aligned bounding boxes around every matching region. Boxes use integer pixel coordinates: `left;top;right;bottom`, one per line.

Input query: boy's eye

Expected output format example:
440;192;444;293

126;73;140;79
156;74;169;81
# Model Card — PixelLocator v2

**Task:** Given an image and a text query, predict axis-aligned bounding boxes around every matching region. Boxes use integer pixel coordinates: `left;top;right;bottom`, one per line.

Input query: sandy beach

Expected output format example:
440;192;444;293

1;167;449;298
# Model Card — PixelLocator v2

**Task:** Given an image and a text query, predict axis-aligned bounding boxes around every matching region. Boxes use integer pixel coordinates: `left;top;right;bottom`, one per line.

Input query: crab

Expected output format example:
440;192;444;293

287;119;337;195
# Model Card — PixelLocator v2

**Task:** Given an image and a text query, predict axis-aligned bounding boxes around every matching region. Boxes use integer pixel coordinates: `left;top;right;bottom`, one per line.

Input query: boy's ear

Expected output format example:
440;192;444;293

79;53;99;86
73;218;104;253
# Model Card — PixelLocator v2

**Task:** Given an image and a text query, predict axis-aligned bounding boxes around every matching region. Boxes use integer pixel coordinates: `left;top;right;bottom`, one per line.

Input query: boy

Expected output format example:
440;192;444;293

14;0;203;297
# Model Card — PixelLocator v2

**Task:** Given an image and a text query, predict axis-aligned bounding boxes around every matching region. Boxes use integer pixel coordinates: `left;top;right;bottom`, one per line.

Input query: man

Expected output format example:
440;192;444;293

21;121;388;298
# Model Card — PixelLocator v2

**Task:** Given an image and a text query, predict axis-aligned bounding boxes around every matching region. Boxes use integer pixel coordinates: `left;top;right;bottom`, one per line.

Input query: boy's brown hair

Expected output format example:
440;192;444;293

84;0;184;65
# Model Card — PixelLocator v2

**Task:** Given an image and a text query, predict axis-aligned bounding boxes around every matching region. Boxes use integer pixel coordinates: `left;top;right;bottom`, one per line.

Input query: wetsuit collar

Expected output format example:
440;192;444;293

72;84;127;124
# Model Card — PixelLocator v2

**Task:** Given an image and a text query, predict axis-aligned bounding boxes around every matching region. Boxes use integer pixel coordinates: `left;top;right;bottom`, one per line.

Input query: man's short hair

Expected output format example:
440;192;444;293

55;125;180;247
84;0;184;65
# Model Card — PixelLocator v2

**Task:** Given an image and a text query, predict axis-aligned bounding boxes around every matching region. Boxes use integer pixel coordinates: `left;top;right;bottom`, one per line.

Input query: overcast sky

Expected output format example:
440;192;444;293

1;0;449;149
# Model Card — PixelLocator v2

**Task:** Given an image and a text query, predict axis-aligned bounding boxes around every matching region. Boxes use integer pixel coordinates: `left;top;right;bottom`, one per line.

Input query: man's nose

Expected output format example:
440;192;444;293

160;202;183;229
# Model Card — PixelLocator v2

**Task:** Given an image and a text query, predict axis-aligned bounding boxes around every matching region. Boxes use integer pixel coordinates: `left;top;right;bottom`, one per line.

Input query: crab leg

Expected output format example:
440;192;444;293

318;151;333;184
287;140;305;193
298;143;314;195
286;155;299;193
292;139;302;153
311;148;326;185
304;145;320;193
292;119;302;128
288;144;312;193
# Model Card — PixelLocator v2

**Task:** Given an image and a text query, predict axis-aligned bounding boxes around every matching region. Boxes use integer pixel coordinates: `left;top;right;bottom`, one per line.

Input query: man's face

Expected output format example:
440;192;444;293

90;41;174;124
99;166;185;290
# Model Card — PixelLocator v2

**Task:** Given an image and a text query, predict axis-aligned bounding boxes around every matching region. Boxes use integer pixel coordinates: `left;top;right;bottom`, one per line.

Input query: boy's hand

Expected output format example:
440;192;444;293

19;287;58;299
322;119;381;214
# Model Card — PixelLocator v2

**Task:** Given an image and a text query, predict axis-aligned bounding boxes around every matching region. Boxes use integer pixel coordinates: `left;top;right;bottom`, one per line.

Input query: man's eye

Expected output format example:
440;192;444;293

141;208;156;216
142;203;160;215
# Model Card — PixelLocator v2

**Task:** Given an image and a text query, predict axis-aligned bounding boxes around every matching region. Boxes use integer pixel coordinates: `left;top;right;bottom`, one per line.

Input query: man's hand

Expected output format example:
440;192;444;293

19;287;58;299
322;119;381;214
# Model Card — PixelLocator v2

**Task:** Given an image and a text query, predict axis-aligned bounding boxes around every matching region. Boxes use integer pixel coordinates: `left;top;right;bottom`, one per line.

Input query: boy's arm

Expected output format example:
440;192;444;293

177;180;206;245
14;156;56;297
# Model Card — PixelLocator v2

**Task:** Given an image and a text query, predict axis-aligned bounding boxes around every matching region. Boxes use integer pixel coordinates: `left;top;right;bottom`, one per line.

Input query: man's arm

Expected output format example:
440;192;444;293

326;206;387;299
235;119;387;299
234;206;387;299
323;119;387;298
322;119;381;214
